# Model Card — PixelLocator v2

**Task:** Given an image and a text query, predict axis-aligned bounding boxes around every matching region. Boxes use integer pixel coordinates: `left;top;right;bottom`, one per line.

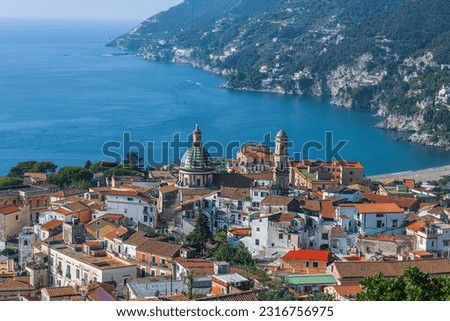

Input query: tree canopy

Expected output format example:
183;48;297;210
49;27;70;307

185;215;212;254
357;265;450;301
46;166;93;188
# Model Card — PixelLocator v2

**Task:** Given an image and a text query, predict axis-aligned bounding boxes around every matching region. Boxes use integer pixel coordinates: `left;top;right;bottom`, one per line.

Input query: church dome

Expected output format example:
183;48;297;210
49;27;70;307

180;124;214;171
180;146;214;170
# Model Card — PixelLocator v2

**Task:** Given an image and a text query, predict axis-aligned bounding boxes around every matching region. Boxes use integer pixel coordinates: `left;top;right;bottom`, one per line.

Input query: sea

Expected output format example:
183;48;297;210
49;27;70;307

1;19;450;176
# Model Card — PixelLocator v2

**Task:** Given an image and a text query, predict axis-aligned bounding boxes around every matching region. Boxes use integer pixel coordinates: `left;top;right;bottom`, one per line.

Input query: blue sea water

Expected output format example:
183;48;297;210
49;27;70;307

0;19;449;176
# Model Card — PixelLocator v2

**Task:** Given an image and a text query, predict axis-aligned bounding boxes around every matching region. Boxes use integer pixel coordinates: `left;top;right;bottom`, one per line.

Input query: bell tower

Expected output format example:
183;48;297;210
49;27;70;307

273;130;289;193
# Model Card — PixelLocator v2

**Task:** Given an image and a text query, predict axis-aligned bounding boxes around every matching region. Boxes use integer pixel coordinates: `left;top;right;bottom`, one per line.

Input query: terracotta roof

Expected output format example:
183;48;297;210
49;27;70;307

106;189;155;202
173;258;214;276
411;250;434;258
228;228;252;237
282;249;329;261
87;287;118;301
363;193;418;209
347;184;372;193
54;208;74;216
63;201;90;212
303;200;321;212
321;200;335;219
41;219;63;230
137;239;181;258
429;206;448;215
123;232;150;247
0;278;33;290
159;185;178;194
219;187;250;200
0;204;21;215
330;284;362;296
334;258;450;280
197;291;259;301
261;195;295;206
51;188;86;198
405;220;429;233
100;213;125;220
279;213;295;222
354;203;404;214
42;286;77;298
104;226;129;241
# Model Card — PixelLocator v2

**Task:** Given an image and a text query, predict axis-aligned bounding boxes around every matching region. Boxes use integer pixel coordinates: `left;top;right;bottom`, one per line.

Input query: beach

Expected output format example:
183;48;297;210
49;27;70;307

369;164;450;183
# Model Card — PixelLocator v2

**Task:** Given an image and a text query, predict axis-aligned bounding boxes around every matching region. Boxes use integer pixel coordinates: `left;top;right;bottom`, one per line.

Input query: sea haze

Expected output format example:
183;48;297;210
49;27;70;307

1;19;450;175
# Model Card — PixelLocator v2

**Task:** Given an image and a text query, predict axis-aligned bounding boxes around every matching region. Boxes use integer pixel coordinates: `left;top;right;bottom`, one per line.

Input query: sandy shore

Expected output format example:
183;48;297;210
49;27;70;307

369;164;450;183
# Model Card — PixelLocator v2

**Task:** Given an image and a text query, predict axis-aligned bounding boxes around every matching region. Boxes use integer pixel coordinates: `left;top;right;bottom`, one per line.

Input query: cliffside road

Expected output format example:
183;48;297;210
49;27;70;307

369;165;450;183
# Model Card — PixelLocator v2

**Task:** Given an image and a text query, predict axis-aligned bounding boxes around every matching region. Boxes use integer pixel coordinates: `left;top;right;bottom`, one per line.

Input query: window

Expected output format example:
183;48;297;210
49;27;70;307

256;227;260;232
144;215;148;223
15;215;18;220
376;220;383;228
124;209;128;214
306;261;310;267
253;191;258;197
36;199;40;207
23;240;28;246
161;258;166;266
278;233;283;240
150;270;155;277
127;197;133;201
96;221;101;226
151;256;156;263
392;220;398;228
255;239;260;246
443;240;450;246
350;171;353;175
76;269;80;279
313;262;319;268
376;214;384;217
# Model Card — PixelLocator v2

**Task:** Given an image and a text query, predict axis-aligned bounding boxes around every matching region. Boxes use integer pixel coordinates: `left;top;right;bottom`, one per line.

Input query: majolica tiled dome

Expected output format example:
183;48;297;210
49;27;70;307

180;124;214;170
180;146;214;170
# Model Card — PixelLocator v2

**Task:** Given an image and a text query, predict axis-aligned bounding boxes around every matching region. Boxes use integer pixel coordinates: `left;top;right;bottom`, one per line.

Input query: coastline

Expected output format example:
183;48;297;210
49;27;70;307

368;164;450;183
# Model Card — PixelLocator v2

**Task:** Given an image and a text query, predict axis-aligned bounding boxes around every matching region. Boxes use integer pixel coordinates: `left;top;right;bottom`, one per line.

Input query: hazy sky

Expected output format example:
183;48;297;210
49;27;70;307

0;0;183;21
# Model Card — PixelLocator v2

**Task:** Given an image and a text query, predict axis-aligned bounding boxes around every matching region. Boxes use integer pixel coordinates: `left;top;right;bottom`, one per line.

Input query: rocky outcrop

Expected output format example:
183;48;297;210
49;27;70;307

408;133;450;149
375;113;422;132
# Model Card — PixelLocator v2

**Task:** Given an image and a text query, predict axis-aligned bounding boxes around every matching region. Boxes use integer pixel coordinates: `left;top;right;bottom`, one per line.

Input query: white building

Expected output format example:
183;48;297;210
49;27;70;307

406;221;450;257
38;209;76;224
43;242;136;287
241;212;302;259
353;203;406;236
105;190;157;228
322;187;363;203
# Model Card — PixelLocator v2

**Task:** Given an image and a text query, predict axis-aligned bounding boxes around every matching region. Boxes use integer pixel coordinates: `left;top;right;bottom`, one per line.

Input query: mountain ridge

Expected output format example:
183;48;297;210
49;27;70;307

109;0;450;149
